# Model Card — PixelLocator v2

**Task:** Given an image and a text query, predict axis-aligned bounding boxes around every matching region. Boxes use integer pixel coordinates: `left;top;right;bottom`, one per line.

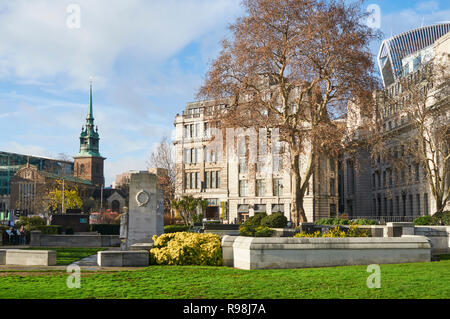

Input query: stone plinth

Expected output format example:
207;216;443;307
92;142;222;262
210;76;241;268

386;222;415;237
414;226;450;254
97;250;149;267
0;250;5;265
125;172;164;249
221;236;238;267
230;236;431;270
4;249;56;266
30;231;120;247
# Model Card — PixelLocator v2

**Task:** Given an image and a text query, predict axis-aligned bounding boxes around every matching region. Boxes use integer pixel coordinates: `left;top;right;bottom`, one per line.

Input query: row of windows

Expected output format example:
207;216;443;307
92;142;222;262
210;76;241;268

372;164;425;189
184;122;211;139
373;193;429;216
184;171;220;190
385;67;432;99
239;178;283;197
184;104;227;115
183;148;219;164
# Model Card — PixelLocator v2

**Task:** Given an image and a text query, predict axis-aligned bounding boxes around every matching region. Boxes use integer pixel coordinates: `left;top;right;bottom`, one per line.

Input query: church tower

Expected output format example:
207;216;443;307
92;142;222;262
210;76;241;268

74;78;105;186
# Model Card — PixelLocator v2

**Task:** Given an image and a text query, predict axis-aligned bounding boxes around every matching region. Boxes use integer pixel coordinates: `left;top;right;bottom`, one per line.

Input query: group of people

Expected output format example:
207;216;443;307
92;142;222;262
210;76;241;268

5;225;27;245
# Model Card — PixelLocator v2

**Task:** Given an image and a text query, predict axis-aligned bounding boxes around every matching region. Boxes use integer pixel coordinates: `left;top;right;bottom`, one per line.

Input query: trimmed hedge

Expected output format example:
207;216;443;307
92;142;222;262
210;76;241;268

260;212;288;228
164;225;190;233
239;213;275;237
89;224;120;235
414;215;433;225
149;232;223;266
244;213;267;227
414;212;450;225
29;225;62;235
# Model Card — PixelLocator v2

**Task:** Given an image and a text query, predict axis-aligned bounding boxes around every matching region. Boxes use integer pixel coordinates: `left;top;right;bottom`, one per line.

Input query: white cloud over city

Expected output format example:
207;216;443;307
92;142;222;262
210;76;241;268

0;0;449;185
0;0;241;185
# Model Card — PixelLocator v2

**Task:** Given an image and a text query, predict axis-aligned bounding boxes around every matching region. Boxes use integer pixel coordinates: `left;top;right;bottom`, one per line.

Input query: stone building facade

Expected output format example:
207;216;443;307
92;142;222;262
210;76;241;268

9;164;94;215
343;26;450;220
174;100;339;224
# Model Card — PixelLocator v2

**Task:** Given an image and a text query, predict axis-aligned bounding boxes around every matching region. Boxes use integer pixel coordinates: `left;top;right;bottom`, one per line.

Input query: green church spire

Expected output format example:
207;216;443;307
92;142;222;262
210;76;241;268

75;77;101;158
88;76;93;120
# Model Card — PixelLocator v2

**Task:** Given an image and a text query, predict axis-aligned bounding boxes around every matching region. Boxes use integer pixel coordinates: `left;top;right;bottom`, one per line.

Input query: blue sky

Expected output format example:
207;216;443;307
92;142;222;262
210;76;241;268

0;0;449;186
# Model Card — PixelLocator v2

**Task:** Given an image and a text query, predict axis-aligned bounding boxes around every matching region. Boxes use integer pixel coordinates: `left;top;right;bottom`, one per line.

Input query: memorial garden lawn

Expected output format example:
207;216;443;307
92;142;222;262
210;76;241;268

0;255;448;299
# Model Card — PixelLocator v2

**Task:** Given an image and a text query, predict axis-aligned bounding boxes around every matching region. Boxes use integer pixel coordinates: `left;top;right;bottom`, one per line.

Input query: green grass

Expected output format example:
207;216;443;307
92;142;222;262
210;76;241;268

0;256;449;299
23;247;107;265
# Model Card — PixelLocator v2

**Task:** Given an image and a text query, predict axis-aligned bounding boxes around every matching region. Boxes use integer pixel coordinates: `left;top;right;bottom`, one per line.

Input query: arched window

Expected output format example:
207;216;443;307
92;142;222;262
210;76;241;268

80;164;85;175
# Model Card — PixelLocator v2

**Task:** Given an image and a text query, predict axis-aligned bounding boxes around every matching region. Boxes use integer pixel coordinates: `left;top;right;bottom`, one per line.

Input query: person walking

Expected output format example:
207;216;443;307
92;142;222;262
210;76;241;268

19;225;27;245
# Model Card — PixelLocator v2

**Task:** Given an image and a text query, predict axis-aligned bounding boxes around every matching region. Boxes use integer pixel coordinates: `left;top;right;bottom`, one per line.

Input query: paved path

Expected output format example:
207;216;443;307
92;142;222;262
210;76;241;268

69;253;99;270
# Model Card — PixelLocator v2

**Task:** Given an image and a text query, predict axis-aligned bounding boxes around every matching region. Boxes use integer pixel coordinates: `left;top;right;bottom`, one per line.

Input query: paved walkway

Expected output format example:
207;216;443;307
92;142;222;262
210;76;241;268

69;253;99;271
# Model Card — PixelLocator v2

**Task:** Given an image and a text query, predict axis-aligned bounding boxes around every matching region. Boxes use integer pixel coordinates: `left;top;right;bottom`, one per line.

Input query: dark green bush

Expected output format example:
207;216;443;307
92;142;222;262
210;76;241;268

204;220;221;224
238;224;254;236
164;225;190;233
260;212;288;228
414;215;433;225
65;227;74;235
432;211;450;225
314;218;351;225
29;225;62;234
244;213;267;227
16;216;47;230
239;213;275;237
414;212;450;225
254;226;275;237
89;224;120;235
239;224;275;237
351;219;378;225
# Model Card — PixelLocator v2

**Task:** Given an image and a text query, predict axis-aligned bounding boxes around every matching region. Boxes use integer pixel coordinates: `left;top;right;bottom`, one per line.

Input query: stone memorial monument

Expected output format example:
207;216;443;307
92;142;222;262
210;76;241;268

121;172;164;250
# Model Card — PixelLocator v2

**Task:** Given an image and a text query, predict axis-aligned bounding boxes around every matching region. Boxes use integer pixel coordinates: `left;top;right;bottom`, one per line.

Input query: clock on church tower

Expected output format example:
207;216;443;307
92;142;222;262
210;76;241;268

73;78;106;186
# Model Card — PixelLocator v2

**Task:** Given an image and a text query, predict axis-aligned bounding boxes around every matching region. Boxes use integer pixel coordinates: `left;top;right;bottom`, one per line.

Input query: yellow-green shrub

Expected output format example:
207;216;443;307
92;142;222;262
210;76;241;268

293;225;369;238
149;232;223;266
293;230;321;238
322;226;347;237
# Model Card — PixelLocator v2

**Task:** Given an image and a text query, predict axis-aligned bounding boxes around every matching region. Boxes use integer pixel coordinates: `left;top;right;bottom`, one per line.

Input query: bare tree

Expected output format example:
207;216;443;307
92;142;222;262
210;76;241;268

147;136;176;219
378;54;450;214
198;0;379;224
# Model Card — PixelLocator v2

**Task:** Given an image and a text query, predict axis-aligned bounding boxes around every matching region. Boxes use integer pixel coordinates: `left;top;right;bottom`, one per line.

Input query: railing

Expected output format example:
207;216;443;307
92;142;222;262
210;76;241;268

350;215;416;223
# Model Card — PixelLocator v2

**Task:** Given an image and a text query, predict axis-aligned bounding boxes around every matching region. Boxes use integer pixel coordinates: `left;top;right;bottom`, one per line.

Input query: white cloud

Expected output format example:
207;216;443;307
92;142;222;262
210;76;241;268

380;5;450;37
104;155;148;187
0;0;241;90
0;0;242;187
416;1;440;12
1;141;54;159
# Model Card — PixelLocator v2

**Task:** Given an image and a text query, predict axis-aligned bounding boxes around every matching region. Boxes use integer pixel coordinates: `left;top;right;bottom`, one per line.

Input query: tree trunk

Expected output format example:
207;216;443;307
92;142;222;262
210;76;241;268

290;153;308;226
436;197;444;214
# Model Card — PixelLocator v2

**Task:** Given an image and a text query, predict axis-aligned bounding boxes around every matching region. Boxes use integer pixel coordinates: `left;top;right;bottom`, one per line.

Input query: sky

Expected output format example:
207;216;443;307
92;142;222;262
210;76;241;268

0;0;449;186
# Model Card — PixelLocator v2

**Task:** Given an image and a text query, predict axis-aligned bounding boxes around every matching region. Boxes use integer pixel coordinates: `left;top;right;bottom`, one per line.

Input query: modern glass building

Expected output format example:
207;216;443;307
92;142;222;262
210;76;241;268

377;22;450;87
0;151;73;196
